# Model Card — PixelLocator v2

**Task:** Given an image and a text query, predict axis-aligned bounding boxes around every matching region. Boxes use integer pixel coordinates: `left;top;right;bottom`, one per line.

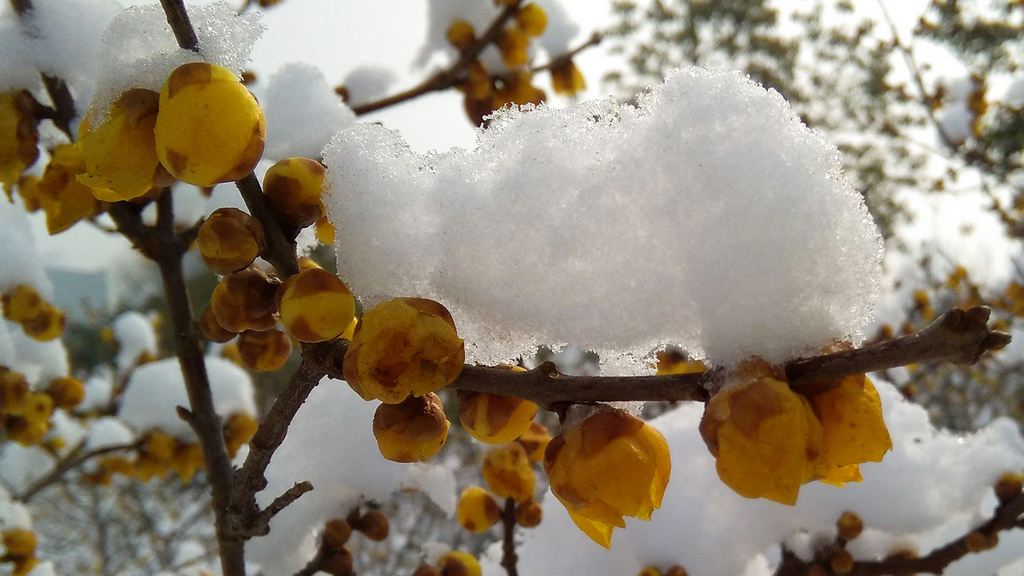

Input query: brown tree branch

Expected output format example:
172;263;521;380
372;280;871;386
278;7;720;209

110;190;246;576
160;0;200;53
786;306;1010;392
229;342;333;536
350;0;524;116
774;490;1024;576
235;172;300;278
501;498;520;576
16;441;142;503
442;307;1009;410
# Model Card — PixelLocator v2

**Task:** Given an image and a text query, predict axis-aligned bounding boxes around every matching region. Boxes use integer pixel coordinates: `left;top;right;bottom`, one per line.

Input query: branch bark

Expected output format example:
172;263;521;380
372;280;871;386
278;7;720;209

501;498;520;576
16;441;141;503
442;307;1009;410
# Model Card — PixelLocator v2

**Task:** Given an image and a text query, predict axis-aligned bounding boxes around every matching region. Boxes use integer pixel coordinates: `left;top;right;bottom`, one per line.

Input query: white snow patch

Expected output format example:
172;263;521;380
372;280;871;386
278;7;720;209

324;68;883;371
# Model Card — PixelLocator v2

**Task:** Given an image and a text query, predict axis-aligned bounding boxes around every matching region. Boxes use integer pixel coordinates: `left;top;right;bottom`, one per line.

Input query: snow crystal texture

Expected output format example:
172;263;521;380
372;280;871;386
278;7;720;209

323;68;883;370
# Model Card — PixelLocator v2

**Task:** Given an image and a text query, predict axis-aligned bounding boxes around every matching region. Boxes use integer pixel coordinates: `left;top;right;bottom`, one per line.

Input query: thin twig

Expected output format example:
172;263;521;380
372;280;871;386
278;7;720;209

235;173;299;277
530;31;603;74
230;342;333;536
351;0;524;116
247;481;314;538
160;0;200;52
500;498;519;576
16;441;141;503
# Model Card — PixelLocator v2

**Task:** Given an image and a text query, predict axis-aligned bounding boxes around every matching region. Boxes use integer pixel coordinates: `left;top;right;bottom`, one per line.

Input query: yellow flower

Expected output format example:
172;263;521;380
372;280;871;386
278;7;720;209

262;157;326;233
515;3;548;37
516;420;551;463
698;359;822;505
458;387;538;444
437;551;481;576
343;298;464;404
482;442;535;502
276;268;355;343
77;88;165;202
196;207;266;275
811;374;892;484
0;90;39;191
544;409;671;548
550;59;586;97
446;20;476;51
223;412;259;458
654;349;706;375
456;485;501;533
36;144;100;234
154;62;265;187
372;393;449;462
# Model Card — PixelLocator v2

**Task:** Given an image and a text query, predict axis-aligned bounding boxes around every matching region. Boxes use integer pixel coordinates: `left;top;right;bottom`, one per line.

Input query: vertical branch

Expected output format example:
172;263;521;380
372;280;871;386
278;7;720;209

500;498;519;576
148;191;247;576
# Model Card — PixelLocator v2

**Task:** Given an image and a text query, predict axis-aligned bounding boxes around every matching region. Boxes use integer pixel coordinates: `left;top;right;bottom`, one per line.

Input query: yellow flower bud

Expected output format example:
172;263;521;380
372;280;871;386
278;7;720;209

515;3;547;36
224;412;259;458
438;551;481;576
994;472;1023;504
142;429;177;462
810;375;891;484
372;392;449;462
482;442;534;503
2;285;46;324
550;59;586;97
262;157;326;233
446;20;476;51
699;359;822;505
210;266;280;333
323;518;352;549
0;367;30;415
654;349;705;375
349;508;389;541
276;268;355;343
544;409;671;548
36;143;100;234
20;304;65;342
458;389;537;444
515;499;543;528
457;485;501;533
45;377;85;410
133;453;169;481
1;529;37;558
343;298;464;404
494;69;545;108
197;207;266;275
237;328;293;372
638;568;662;576
12;556;40;576
320;546;353;576
836;511;863;541
0;90;39;190
8;416;49;446
199;305;236;343
154;62;265;186
171;442;206;482
497;27;529;68
516;420;552;463
23;392;53;424
78;88;164;202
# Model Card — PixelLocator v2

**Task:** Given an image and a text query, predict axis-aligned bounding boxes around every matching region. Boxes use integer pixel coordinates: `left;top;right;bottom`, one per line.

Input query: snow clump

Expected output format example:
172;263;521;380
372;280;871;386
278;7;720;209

323;67;883;372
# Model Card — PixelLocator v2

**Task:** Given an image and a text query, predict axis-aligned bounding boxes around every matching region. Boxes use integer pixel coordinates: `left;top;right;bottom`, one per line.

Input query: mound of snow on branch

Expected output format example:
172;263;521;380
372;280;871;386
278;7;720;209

323;67;883;371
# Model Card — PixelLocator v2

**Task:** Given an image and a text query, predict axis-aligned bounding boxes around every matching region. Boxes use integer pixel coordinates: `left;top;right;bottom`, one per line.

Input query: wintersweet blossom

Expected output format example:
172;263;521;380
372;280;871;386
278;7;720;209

544;409;671;548
343;298;464;404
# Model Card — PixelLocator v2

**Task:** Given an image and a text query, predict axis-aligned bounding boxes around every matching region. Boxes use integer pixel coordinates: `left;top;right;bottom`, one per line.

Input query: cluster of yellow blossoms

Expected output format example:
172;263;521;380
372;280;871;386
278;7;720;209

445;1;586;125
1;62;264;234
1;285;65;342
699;358;892;505
1;366;83;447
86;413;257;485
1;527;40;576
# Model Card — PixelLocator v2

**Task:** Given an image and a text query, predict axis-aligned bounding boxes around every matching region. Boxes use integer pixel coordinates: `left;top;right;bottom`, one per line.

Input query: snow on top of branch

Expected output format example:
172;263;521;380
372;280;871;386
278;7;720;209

117;357;255;440
498;380;1024;576
415;0;580;71
250;378;456;576
89;1;262;125
323;67;883;371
